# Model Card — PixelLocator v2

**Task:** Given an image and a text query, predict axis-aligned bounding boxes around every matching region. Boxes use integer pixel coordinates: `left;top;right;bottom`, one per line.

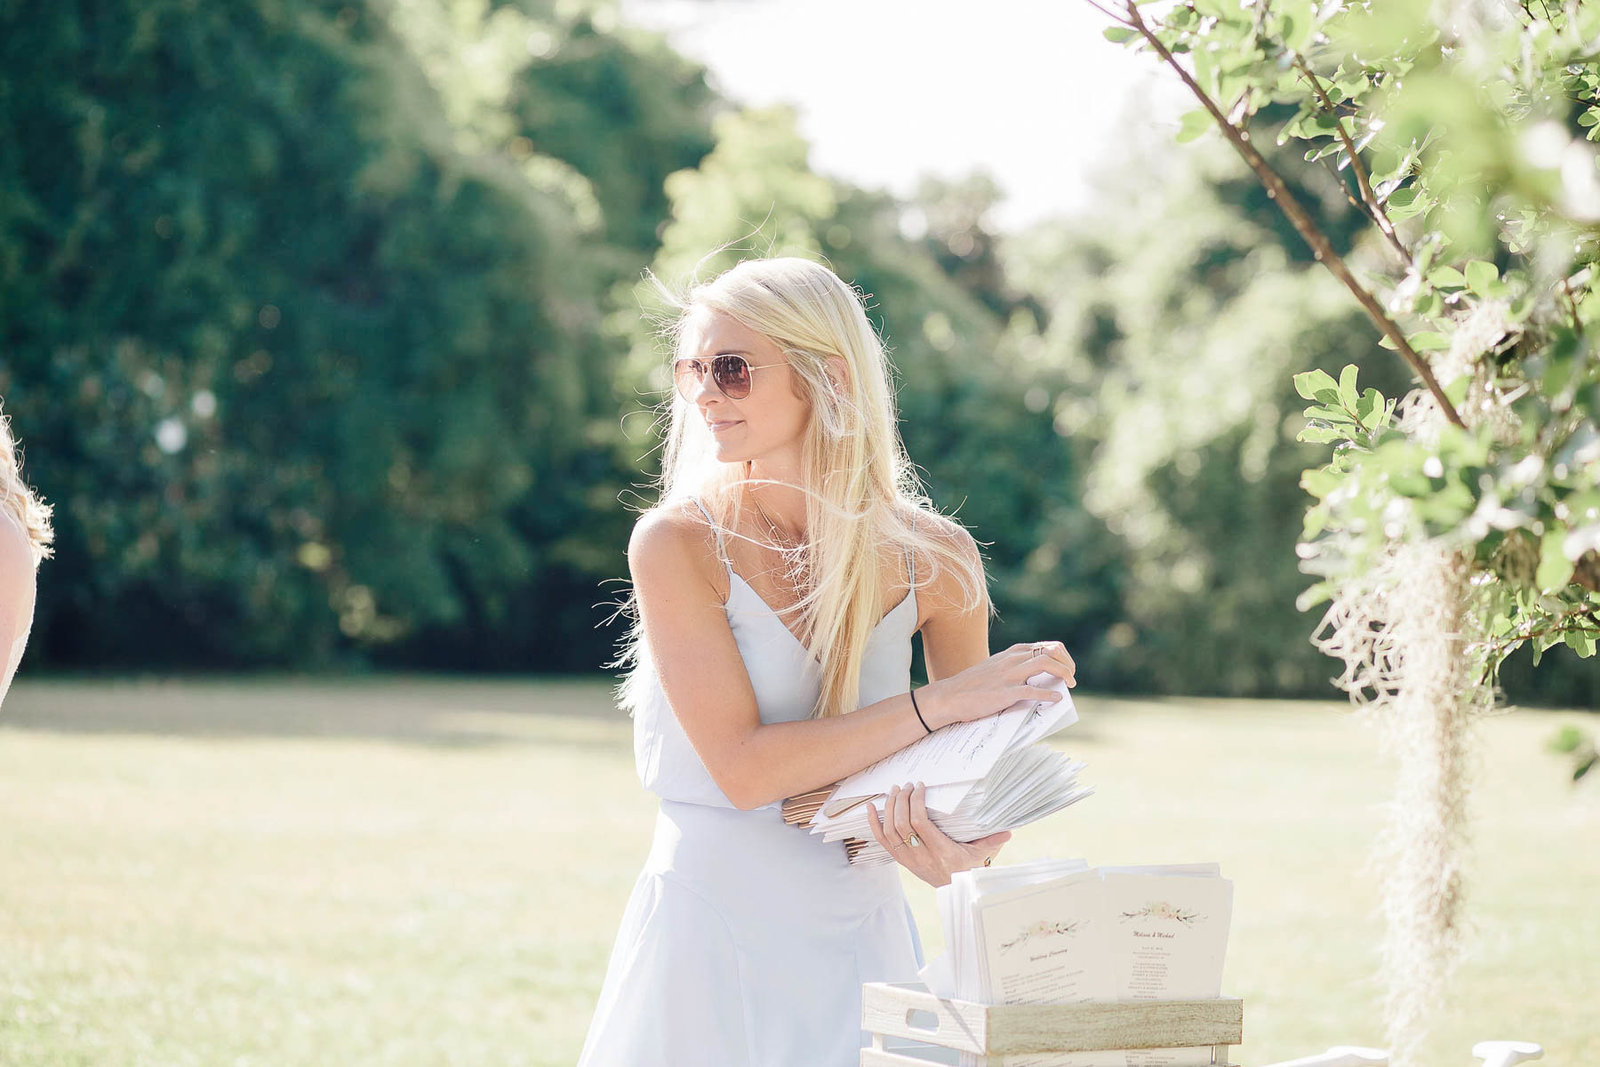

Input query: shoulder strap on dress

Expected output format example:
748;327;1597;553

688;496;730;566
903;510;916;584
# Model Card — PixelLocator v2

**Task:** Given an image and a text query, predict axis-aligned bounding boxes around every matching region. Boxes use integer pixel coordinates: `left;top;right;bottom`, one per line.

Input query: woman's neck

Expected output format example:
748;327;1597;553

744;460;807;543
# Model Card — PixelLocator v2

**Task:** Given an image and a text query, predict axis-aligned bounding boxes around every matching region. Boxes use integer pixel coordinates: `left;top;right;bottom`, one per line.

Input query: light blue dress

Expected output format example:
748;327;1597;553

578;500;923;1067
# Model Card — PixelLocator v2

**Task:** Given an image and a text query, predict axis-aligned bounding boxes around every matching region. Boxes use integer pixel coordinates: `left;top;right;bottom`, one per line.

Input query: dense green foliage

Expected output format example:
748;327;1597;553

0;0;713;670
1095;0;1600;704
0;0;1591;704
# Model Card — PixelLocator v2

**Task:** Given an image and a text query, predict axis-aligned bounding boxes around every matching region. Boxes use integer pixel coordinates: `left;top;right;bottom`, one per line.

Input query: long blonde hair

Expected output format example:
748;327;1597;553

0;402;52;568
617;256;986;719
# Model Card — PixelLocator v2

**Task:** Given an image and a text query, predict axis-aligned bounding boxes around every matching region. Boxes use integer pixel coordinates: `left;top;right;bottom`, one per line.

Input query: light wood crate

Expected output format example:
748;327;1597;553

861;982;1243;1066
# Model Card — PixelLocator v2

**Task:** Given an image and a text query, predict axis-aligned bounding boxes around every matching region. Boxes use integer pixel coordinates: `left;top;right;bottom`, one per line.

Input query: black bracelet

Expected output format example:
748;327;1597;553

909;687;932;734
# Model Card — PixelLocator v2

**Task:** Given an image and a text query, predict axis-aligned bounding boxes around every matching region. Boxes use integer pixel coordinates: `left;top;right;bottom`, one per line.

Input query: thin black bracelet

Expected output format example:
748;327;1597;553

909;687;932;734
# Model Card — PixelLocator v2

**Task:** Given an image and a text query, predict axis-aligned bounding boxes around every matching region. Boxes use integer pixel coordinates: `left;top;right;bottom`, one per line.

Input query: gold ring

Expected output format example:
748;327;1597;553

983;855;993;867
907;832;922;848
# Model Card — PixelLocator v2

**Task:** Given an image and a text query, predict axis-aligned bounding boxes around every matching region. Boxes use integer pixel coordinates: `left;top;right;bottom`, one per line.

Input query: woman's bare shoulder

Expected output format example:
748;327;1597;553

903;507;987;629
628;500;725;589
919;509;974;543
902;505;981;562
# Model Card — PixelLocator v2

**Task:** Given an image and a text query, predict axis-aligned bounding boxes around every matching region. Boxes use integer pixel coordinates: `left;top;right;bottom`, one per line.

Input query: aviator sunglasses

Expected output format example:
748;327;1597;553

672;353;787;402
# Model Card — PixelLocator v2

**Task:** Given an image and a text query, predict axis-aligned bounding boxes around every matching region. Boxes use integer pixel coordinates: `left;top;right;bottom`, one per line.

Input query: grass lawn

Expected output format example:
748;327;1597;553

0;678;1594;1066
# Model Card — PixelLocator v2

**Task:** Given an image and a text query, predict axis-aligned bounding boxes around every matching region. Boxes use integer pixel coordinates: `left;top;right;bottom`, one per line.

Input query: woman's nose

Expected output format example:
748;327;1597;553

687;368;720;407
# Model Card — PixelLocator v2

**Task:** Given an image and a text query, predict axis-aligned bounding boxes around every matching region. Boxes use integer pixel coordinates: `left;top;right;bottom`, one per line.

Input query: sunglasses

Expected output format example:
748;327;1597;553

672;354;786;402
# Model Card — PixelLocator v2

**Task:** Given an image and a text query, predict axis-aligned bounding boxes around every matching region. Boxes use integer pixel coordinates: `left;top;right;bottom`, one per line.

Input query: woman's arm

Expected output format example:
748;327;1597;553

631;506;1073;811
869;516;1078;887
0;513;37;707
914;515;992;681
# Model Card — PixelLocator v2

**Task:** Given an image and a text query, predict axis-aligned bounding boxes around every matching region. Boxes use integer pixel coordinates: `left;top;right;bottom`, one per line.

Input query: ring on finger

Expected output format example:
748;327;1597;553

1030;643;1044;659
907;832;922;848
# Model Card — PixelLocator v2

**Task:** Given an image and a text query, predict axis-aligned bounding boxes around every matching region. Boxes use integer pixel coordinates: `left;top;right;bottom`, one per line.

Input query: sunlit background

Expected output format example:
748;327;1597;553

0;2;1594;1065
2;0;1592;700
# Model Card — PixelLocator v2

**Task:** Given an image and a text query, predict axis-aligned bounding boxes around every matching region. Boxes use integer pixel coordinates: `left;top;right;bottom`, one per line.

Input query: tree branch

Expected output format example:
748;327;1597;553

1294;58;1413;267
1107;1;1468;430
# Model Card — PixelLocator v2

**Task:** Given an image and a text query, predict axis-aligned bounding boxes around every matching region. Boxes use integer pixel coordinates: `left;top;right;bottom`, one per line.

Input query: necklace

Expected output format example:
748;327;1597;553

749;490;799;550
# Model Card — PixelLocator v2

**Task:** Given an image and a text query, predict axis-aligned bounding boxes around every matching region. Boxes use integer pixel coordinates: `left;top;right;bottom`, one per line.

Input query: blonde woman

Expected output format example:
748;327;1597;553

0;401;52;706
579;258;1077;1066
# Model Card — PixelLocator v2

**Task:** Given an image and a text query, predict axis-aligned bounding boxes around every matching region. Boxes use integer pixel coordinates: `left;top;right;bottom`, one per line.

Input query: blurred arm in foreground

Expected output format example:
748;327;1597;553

0;400;53;706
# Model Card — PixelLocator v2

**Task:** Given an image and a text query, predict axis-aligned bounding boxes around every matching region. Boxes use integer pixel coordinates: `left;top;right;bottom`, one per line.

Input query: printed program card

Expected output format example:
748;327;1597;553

1102;872;1233;1067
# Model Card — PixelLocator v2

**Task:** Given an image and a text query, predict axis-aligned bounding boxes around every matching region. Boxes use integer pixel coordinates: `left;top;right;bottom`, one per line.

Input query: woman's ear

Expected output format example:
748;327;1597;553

824;356;850;395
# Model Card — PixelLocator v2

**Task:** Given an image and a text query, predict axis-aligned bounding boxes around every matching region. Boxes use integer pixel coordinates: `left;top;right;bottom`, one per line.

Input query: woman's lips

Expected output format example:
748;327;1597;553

708;420;742;434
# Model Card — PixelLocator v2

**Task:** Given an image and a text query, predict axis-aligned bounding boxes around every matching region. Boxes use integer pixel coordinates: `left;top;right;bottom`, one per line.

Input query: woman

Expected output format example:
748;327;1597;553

580;258;1076;1066
0;400;53;706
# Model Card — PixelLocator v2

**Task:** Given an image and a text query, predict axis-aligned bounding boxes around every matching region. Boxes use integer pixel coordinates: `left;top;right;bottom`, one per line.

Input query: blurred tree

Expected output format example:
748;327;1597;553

1005;137;1393;694
1007;120;1595;704
1093;2;1600;1059
0;0;713;670
909;172;1038;324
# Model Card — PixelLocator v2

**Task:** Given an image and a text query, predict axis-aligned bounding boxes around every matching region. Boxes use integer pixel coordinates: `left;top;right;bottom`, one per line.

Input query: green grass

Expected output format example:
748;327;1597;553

0;678;1594;1066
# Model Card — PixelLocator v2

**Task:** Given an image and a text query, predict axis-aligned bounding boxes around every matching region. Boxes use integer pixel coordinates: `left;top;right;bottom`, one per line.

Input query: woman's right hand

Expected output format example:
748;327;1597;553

917;641;1075;730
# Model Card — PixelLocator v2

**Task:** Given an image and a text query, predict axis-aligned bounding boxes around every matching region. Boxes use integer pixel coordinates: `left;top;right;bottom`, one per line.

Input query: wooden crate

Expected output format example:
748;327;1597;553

861;982;1243;1066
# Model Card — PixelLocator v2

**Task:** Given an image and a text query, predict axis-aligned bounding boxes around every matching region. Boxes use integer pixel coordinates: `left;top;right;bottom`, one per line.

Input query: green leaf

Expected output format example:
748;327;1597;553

1302;501;1329;538
1427;266;1467;288
1293;369;1338;400
1409;331;1451;351
1538;527;1573;590
1303;403;1355;423
1464;259;1499;294
1103;26;1137;43
1549;724;1584;754
1338;364;1359;409
1566;630;1598;657
1356;387;1380;424
1176;107;1216;144
1301;467;1343;499
1298;424;1346;443
1385;185;1418;208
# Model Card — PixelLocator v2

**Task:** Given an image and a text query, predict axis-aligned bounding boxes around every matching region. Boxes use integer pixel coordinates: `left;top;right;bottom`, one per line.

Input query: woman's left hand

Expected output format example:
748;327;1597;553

865;782;1011;888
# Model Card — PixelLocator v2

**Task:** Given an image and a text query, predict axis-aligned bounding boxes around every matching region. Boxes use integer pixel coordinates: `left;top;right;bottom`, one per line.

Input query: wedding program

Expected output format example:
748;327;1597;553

920;859;1234;1067
781;674;1090;865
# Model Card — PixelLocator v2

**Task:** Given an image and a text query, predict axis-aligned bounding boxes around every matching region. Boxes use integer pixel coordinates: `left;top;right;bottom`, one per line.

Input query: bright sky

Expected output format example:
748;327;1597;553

617;0;1190;231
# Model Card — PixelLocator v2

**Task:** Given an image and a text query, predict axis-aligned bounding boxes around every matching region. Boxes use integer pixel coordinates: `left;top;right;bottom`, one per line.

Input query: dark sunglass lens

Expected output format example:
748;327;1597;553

712;356;752;399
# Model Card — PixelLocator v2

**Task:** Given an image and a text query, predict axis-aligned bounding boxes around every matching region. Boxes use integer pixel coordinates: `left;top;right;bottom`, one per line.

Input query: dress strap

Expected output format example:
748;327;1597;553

688;497;732;569
903;512;916;584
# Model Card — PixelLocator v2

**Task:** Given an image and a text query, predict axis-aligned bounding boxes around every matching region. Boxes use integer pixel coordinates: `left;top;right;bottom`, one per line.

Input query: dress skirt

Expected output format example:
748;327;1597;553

578;799;923;1067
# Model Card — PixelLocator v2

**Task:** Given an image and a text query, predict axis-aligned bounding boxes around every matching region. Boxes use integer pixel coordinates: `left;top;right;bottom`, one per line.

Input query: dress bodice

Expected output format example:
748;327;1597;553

631;501;918;809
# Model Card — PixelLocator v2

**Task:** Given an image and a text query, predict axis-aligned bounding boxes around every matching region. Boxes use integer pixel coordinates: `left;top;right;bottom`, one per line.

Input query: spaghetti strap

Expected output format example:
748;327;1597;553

688;497;733;571
903;512;916;584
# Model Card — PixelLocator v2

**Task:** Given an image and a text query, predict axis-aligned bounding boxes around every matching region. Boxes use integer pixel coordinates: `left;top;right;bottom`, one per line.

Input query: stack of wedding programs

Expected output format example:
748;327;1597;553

781;673;1089;867
920;858;1234;1067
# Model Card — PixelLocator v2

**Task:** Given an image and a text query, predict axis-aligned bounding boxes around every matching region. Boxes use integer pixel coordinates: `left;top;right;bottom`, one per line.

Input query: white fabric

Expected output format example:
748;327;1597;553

580;502;923;1066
